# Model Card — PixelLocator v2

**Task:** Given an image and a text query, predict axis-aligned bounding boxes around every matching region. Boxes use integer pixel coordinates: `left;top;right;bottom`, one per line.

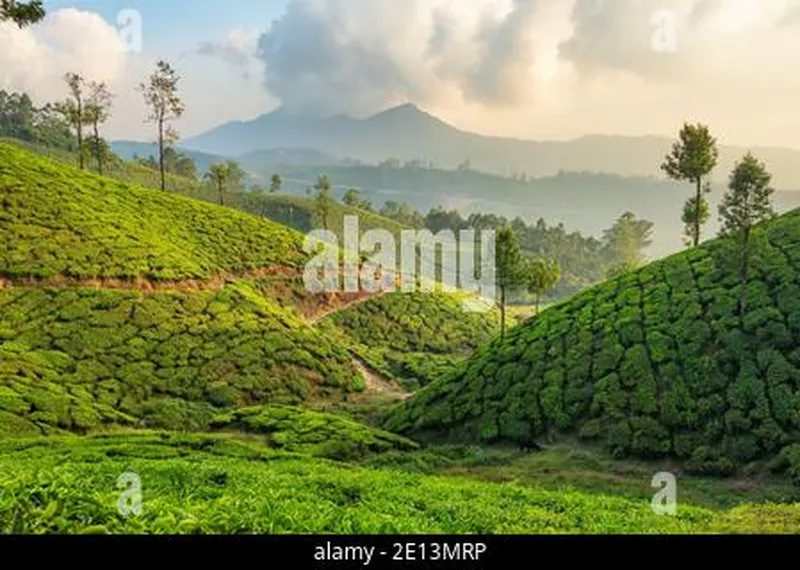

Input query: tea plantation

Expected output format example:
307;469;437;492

387;208;800;480
0;143;307;280
7;432;799;534
324;292;502;387
3;141;800;534
0;283;363;435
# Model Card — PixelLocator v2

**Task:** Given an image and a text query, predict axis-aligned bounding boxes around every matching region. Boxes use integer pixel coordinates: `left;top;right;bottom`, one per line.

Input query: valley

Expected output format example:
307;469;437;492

2;139;800;534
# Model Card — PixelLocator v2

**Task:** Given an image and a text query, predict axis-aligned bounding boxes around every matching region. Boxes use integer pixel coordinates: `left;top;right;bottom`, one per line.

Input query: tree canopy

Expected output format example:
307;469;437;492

1;0;45;27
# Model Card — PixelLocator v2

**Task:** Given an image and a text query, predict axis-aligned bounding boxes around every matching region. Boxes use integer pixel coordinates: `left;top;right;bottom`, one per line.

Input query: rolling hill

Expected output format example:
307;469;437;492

0;143;307;280
3;140;800;534
0;143;374;435
0;142;503;438
386;205;800;480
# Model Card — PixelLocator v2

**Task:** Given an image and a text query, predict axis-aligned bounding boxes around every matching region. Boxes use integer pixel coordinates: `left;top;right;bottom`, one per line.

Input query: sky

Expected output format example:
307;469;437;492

2;0;800;148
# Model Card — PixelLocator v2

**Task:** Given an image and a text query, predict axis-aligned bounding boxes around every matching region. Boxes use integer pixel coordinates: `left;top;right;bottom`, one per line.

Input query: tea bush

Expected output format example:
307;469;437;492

327;292;501;385
387;210;800;480
0;284;361;434
0;434;737;534
0;143;307;280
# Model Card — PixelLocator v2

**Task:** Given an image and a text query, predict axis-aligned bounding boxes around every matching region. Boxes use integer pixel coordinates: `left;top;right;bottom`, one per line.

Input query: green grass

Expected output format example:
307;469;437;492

368;442;800;511
1;137;204;196
0;283;363;435
0;433;743;534
387;207;800;481
2;434;799;534
210;404;418;460
0;143;307;280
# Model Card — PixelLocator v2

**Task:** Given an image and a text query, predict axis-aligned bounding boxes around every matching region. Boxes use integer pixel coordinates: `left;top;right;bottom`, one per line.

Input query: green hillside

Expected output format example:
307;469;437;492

0;283;365;435
323;292;502;388
0;143;306;280
387;207;800;479
0;143;494;438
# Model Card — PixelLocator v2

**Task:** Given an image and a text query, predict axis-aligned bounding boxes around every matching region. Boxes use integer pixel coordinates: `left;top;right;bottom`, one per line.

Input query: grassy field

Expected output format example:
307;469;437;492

2;433;799;534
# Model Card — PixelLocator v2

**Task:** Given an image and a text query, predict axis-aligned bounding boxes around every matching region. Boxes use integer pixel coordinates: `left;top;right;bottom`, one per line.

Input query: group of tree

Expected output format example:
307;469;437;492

203;160;247;206
662;123;775;313
0;90;72;149
495;227;561;340
53;59;184;191
134;147;198;180
54;73;114;174
370;199;650;292
0;80;116;175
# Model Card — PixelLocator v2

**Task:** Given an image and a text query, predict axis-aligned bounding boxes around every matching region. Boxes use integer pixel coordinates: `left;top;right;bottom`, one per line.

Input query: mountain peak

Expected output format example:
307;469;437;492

370;103;428;119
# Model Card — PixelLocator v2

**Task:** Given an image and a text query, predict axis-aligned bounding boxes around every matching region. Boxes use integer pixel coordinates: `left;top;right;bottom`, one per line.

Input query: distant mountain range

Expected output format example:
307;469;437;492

110;141;345;175
113;105;800;260
182;103;800;189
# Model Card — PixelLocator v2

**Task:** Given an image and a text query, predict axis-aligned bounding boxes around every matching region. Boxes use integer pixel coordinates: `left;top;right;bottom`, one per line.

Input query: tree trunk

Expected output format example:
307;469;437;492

93;121;103;175
219;181;226;206
500;285;506;341
693;177;702;247
158;116;165;192
77;98;84;170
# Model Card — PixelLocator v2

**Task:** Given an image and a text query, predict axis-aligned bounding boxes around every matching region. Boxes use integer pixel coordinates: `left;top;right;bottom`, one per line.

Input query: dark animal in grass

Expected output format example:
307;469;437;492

518;440;542;452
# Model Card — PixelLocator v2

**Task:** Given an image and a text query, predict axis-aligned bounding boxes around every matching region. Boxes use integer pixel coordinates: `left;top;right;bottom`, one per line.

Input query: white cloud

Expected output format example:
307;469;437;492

253;0;574;115
248;0;800;147
0;8;129;100
6;2;800;147
0;9;272;142
197;28;261;70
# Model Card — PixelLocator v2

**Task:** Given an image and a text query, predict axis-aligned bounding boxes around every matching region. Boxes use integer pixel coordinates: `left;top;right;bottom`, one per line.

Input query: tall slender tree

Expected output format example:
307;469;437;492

1;0;45;26
496;227;526;341
719;153;775;314
84;81;113;175
661;123;719;247
140;61;184;191
205;163;229;206
56;73;86;169
314;174;333;230
270;174;283;194
527;258;561;315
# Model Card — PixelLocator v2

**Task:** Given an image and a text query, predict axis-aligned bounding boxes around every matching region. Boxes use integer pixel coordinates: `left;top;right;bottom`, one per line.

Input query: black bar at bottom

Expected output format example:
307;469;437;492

0;534;796;566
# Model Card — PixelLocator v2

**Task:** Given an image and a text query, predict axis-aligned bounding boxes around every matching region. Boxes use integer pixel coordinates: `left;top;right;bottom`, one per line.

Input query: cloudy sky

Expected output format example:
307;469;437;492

2;0;799;147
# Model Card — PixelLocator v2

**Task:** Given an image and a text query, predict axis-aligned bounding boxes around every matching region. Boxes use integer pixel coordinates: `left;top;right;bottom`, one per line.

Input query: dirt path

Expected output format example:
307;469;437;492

351;355;411;401
0;266;299;293
306;290;390;325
